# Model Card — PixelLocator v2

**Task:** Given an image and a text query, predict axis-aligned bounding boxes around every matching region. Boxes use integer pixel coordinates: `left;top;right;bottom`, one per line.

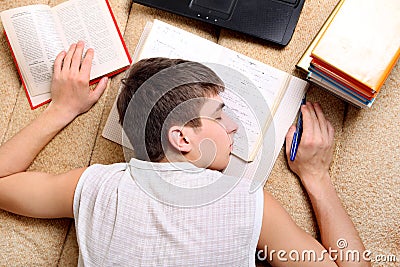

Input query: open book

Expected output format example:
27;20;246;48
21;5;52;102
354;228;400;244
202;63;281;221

1;0;131;109
103;19;308;164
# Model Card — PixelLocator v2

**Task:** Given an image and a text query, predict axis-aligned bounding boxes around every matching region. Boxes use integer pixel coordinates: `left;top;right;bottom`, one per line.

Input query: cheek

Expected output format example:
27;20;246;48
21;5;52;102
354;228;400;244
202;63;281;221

217;130;231;146
213;123;230;140
214;134;232;169
202;131;231;170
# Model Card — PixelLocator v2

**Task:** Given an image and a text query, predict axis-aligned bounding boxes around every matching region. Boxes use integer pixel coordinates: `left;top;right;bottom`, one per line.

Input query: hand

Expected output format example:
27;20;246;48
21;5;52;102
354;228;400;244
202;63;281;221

285;102;335;192
47;41;108;121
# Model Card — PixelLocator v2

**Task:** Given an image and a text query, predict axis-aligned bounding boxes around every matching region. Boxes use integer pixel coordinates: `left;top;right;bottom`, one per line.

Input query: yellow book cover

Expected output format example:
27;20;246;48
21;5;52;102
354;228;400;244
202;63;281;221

296;0;345;73
311;0;400;93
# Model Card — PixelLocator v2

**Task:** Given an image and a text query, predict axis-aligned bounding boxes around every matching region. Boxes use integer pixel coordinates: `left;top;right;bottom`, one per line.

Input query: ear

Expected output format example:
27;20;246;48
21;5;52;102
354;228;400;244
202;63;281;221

168;126;192;153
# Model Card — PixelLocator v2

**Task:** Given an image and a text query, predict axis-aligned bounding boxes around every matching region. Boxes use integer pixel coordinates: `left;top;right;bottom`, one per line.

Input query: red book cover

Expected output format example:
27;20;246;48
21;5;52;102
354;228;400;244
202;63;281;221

2;0;132;110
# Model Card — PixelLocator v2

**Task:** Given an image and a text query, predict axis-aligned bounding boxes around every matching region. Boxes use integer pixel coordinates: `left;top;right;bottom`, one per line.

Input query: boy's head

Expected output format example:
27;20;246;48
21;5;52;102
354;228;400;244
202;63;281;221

117;57;238;170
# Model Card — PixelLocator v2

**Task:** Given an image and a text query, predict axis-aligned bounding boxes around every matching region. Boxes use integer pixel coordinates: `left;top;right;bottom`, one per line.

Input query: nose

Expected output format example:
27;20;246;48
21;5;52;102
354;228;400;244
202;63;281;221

224;113;238;134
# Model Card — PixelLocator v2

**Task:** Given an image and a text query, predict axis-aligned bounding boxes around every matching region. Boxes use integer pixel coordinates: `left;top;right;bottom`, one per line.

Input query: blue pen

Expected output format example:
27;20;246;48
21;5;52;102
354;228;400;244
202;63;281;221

290;95;306;161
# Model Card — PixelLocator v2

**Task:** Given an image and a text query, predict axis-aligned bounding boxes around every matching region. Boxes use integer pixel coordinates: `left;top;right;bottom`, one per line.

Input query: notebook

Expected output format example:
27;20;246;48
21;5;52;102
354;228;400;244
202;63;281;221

102;19;308;172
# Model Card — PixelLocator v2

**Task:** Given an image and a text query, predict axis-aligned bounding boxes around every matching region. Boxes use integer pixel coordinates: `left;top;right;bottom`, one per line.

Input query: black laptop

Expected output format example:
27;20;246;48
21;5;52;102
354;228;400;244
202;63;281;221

132;0;305;46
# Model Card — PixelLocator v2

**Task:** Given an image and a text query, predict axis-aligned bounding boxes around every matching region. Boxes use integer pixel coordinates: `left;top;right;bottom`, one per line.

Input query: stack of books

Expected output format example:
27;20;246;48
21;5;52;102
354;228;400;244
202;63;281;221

297;0;400;108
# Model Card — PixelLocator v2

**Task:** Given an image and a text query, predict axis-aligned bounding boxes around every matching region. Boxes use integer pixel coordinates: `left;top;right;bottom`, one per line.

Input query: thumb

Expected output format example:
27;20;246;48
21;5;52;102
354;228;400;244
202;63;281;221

285;125;296;159
91;76;108;102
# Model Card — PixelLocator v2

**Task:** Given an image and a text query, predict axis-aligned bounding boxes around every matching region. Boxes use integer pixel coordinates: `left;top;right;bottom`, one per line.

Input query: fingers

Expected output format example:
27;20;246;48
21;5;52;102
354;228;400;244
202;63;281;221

300;102;333;145
62;43;77;72
313;102;329;138
327;120;335;144
60;41;91;75
285;125;296;159
50;41;107;116
301;103;314;138
70;41;85;71
80;48;94;80
53;51;66;78
307;102;322;136
90;76;108;102
56;41;102;91
302;103;326;133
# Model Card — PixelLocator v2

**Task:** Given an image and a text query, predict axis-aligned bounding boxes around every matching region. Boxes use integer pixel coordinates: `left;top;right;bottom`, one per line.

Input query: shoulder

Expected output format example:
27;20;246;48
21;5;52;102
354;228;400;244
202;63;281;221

83;162;128;175
77;162;128;190
201;168;264;208
73;162;128;213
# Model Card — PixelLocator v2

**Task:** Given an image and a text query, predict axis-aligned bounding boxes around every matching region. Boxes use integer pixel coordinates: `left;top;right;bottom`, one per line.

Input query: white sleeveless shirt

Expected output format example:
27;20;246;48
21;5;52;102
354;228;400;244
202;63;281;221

73;158;263;266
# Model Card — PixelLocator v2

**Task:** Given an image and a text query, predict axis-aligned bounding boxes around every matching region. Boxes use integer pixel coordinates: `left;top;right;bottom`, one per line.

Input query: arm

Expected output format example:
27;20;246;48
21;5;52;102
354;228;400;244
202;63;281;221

258;102;370;267
0;41;107;218
0;168;85;218
286;102;368;266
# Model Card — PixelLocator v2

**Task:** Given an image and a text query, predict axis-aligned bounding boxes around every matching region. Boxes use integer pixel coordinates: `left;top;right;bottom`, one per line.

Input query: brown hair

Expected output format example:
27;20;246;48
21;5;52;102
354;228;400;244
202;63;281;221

117;57;224;162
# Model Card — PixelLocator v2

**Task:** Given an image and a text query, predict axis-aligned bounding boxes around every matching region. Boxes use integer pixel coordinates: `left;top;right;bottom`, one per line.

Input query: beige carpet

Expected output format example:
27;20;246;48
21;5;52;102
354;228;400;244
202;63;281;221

0;0;398;266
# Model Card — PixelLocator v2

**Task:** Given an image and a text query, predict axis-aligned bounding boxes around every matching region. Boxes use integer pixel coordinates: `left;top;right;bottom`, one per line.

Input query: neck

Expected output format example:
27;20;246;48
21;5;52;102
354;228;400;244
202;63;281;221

159;151;188;163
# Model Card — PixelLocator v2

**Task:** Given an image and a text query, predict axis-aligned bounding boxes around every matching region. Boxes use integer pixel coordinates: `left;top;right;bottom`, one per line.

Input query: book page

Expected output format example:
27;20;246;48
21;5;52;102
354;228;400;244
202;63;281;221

52;0;130;79
219;87;261;161
136;20;221;62
220;49;288;109
204;62;266;161
1;5;64;97
218;49;292;160
227;77;307;191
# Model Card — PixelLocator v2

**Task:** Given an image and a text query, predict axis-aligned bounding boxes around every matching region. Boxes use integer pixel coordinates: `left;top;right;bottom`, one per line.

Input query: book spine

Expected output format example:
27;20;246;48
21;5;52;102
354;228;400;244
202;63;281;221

132;21;154;63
